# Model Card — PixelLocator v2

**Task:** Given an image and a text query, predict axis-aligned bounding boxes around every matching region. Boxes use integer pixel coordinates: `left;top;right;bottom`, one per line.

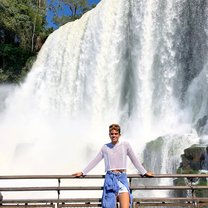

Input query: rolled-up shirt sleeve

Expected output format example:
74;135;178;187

126;142;147;175
82;149;104;175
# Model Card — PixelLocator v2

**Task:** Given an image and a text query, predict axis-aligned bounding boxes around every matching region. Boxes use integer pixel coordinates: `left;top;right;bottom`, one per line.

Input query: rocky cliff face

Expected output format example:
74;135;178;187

178;145;207;172
195;115;208;137
174;144;208;197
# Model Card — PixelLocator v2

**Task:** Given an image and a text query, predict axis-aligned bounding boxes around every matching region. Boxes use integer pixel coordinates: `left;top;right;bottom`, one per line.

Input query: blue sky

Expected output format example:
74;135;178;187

46;0;101;28
89;0;100;4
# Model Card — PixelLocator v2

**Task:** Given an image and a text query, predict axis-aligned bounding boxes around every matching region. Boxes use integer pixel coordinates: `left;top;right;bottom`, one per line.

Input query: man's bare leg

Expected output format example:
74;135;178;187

118;192;130;208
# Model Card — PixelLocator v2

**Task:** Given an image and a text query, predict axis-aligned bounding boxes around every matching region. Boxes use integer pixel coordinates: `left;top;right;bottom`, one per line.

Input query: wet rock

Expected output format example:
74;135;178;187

175;144;208;197
195;115;208;136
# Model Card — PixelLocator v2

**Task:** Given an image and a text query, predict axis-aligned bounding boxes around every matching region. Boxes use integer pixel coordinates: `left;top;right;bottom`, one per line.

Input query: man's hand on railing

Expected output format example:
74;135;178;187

72;172;84;177
143;171;154;177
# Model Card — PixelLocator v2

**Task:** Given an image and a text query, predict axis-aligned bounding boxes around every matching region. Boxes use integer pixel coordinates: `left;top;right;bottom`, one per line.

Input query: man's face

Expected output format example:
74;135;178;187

109;129;120;144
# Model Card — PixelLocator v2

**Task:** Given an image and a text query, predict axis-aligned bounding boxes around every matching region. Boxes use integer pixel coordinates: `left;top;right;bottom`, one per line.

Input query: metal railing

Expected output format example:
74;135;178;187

0;174;207;207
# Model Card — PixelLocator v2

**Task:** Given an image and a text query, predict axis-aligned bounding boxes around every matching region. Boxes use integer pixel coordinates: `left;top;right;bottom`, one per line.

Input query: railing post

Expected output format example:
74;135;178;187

187;177;198;207
129;177;133;208
129;177;132;194
57;178;61;208
190;180;197;207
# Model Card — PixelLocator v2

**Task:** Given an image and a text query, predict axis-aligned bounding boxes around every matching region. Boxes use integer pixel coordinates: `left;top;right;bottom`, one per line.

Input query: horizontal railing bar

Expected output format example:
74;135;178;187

130;185;208;190
0;187;103;191
0;175;106;180
0;174;207;180
129;174;208;178
134;198;208;202
1;198;208;208
2;199;102;203
1;198;208;203
0;185;208;192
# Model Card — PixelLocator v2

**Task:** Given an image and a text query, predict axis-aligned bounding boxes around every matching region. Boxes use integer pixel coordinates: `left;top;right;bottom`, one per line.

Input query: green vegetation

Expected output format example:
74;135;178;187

146;137;164;150
0;0;98;83
48;0;96;27
0;0;50;82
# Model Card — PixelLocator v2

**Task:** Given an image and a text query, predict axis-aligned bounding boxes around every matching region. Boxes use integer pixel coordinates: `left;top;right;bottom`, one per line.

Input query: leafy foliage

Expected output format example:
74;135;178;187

0;0;51;83
0;0;47;51
0;43;33;82
48;0;95;27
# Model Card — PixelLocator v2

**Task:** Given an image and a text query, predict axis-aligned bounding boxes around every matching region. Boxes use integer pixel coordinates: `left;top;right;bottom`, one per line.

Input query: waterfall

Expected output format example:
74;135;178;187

0;0;207;175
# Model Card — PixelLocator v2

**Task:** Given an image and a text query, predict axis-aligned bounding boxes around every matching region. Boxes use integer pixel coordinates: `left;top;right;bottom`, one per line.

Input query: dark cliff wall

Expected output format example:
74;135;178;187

174;144;208;197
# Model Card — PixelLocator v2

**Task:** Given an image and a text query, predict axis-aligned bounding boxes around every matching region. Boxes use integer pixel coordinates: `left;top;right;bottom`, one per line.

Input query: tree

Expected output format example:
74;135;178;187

0;0;48;51
48;0;94;27
0;0;51;82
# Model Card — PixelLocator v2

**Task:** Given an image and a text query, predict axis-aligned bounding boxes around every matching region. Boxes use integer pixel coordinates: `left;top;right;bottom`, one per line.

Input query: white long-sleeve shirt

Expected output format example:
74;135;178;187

82;141;147;175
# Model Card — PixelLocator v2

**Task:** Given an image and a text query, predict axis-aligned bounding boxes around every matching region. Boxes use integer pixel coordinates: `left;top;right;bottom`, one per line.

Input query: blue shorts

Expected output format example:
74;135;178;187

117;180;128;193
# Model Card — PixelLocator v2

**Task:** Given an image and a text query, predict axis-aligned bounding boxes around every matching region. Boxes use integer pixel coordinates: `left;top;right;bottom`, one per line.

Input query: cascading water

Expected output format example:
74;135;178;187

0;0;207;186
